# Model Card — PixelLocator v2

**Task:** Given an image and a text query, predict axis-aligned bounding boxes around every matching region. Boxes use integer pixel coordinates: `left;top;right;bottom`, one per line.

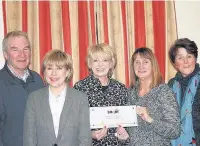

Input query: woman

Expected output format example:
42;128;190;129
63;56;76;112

23;50;91;146
168;38;200;146
74;43;129;145
127;47;180;146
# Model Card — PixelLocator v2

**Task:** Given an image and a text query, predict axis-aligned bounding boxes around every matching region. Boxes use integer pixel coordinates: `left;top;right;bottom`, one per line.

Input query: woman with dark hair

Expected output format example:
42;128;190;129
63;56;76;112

126;47;180;146
168;38;200;146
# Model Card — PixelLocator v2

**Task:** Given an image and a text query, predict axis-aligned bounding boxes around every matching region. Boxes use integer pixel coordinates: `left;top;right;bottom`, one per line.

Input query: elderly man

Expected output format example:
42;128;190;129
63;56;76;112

0;31;44;146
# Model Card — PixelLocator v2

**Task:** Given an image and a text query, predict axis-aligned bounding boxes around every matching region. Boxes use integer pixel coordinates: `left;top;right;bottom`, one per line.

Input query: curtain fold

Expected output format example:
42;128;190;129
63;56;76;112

2;1;177;86
165;1;177;82
78;2;89;80
152;1;166;79
134;1;146;48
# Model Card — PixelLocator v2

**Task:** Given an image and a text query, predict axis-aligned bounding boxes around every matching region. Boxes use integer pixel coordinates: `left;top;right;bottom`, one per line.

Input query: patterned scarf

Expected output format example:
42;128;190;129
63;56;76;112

171;72;200;146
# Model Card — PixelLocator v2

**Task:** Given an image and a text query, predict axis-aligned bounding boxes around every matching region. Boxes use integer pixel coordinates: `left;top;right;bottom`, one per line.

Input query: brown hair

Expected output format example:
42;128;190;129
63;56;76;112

169;38;198;64
131;47;163;88
2;31;31;52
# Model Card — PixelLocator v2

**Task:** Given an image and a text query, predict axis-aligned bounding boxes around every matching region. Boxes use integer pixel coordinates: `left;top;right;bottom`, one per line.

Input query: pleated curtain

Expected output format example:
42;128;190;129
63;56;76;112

2;1;177;87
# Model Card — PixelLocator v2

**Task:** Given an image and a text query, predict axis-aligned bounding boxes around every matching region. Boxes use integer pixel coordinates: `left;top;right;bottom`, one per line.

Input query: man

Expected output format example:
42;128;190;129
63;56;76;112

0;31;44;146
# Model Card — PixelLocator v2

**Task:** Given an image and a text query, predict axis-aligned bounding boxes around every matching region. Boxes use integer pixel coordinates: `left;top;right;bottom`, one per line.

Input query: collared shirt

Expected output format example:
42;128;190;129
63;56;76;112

7;64;30;82
49;87;66;137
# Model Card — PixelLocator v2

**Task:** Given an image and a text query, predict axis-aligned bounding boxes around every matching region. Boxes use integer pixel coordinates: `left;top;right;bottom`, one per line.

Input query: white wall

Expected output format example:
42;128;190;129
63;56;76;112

175;1;200;63
0;0;5;69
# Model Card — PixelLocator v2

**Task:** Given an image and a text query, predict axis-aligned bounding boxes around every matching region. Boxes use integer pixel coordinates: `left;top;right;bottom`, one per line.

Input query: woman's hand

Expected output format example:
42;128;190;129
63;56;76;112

116;125;129;140
136;106;153;123
92;126;108;141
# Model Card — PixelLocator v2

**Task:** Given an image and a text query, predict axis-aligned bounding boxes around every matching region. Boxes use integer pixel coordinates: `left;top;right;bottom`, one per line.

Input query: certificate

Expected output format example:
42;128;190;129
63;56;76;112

90;105;138;129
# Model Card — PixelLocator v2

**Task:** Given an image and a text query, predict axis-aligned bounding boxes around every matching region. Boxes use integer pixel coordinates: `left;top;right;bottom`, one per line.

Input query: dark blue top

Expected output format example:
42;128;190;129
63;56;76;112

0;64;44;146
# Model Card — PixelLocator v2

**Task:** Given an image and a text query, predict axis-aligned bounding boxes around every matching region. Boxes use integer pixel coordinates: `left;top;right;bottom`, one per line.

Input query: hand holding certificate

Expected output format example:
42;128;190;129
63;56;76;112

90;105;138;129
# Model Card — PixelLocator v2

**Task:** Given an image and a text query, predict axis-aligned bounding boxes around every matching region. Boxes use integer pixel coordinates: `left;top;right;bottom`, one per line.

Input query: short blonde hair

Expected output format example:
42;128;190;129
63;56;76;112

42;50;73;83
3;31;31;52
131;47;163;88
86;43;117;77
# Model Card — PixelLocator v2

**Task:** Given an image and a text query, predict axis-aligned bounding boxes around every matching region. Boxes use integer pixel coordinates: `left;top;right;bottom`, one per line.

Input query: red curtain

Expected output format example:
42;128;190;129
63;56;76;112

2;1;177;86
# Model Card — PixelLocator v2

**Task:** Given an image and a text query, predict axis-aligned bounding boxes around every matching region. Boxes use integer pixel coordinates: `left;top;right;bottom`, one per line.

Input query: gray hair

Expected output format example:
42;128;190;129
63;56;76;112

2;31;31;52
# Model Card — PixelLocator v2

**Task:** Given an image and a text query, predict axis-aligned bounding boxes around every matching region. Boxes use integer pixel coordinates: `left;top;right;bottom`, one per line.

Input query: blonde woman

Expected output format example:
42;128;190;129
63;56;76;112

23;50;91;146
74;43;129;145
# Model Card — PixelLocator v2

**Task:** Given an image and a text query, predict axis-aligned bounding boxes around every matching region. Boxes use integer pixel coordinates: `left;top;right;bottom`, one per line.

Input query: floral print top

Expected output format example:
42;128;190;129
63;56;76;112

74;75;128;146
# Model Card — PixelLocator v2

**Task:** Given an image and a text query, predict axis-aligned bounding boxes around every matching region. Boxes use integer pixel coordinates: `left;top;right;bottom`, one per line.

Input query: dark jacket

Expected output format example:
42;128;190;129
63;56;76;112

74;75;128;146
0;64;44;146
168;63;200;145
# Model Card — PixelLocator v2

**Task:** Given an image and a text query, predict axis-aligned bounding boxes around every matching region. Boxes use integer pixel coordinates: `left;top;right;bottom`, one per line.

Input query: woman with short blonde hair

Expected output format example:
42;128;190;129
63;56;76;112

24;50;91;146
74;43;129;146
86;43;117;77
42;50;73;83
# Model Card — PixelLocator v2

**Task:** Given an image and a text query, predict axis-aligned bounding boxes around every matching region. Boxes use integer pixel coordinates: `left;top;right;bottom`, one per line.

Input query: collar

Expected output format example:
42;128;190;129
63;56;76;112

7;64;30;82
49;86;67;98
90;74;111;86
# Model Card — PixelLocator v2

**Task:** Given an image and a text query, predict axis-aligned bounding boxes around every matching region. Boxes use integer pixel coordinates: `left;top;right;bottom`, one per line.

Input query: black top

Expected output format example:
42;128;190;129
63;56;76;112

74;75;129;146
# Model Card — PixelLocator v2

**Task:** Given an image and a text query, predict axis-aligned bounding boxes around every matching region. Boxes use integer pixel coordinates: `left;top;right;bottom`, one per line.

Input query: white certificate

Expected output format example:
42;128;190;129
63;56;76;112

90;105;138;129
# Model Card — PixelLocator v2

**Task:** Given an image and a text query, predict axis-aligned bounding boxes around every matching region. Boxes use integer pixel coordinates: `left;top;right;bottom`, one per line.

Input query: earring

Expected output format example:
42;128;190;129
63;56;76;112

88;68;93;75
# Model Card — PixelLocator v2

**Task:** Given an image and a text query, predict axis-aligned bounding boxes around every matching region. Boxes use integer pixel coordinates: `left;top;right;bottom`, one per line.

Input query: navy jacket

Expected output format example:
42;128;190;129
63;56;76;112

0;64;44;146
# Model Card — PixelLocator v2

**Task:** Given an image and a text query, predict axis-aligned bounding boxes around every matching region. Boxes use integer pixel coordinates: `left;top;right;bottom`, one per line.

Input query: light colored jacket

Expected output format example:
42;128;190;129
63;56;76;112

23;86;92;146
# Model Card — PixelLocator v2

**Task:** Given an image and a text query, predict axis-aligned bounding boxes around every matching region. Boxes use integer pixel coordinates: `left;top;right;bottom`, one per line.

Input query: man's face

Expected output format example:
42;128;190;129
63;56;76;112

3;36;31;75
